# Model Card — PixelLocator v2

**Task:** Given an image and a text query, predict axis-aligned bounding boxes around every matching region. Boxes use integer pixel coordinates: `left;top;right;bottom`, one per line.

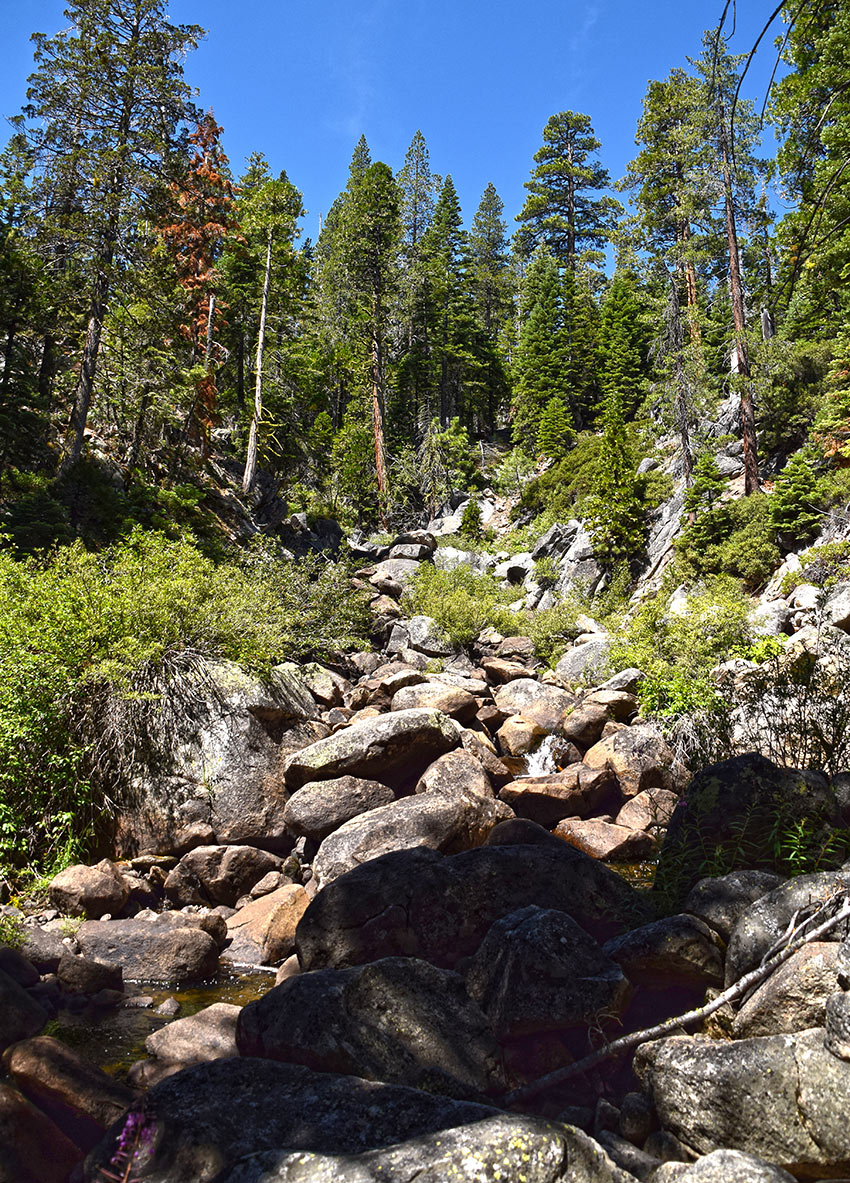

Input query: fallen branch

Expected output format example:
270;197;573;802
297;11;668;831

504;891;850;1108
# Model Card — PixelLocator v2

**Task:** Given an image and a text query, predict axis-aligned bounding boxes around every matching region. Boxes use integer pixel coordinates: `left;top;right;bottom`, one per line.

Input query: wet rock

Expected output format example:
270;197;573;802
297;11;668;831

603;914;724;989
312;790;503;887
496;714;548;755
465;905;630;1039
584;725;679;799
48;859;129;920
84;1060;634;1183
493;679;574;732
237;956;505;1099
3;1035;134;1152
0;967;47;1052
658;754;840;902
283;708;461;792
296;843;644;972
224;884;309;965
732;942;839;1037
390;681;477;722
554;818;655;862
145;1001;241;1067
724;869;850;985
0;1081;83;1183
499;765;618;827
76;917;219;984
57;951;123;995
635;1027;850;1175
283;776;396;842
683;870;784;942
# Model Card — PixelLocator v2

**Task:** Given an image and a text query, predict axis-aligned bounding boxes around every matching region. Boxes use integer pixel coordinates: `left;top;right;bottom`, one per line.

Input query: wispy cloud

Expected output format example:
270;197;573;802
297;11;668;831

325;0;388;141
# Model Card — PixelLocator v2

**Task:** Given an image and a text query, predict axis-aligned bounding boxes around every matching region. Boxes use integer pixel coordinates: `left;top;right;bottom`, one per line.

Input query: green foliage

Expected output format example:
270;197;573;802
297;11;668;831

682;452;725;518
770;447;824;543
533;556;559;589
0;912;25;949
536;396;574;460
781;542;850;594
459;499;483;540
516;431;601;519
0;529;368;871
493;447;537;497
676;493;780;590
403;563;517;648
610;576;754;723
524;600;582;665
585;391;645;572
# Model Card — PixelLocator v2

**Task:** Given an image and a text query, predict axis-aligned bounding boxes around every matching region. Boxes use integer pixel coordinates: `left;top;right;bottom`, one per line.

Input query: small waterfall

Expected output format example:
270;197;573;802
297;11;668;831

523;734;561;777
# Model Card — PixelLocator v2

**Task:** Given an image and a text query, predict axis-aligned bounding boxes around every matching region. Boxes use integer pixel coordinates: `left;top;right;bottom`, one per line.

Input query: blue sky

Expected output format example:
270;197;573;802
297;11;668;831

2;1;788;242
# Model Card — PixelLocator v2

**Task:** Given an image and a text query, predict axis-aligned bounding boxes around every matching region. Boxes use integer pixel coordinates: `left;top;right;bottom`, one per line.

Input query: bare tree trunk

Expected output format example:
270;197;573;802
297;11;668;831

242;228;273;495
371;330;387;499
675;354;694;488
719;108;759;495
60;249;114;473
126;388;151;479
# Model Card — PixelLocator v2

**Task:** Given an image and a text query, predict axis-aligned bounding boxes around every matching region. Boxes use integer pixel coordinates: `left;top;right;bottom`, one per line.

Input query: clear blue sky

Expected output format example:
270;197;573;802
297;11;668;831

2;0;787;242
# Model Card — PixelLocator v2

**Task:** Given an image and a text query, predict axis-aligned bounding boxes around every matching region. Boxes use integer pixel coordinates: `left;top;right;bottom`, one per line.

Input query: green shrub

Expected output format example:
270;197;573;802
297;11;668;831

515;432;601;520
524;600;582;665
403;564;518;648
533;556;559;589
780;541;850;594
676;493;781;590
0;528;369;872
0;913;25;950
459;500;483;540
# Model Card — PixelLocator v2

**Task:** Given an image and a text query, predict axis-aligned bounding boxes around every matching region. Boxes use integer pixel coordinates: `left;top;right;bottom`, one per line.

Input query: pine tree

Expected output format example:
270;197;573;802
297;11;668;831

770;448;823;542
421;176;472;428
560;266;601;427
516;111;621;270
467;182;513;432
586;388;644;572
511;249;565;451
13;0;203;471
537;396;574;460
395;131;437;434
598;271;648;421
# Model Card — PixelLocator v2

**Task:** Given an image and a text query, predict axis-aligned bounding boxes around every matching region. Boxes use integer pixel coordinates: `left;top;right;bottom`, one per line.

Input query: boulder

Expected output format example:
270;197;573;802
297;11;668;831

465;905;630;1039
299;663;347;708
499;765;618;827
164;845;282;908
145;1002;241;1066
657;754;841;903
3;1036;134;1152
405;615;453;656
18;926;66;974
83;1060;634;1183
732;942;839;1037
76;917;219;984
556;638;611;684
224;884;310;965
0;1082;82;1183
0;947;39;988
482;657;534;684
615;788;679;832
584;725;679;799
47;859;129;920
56;952;123;995
553;819;655;862
221;1117;636;1183
114;659;321;855
312;790;503;886
532;520;581;561
635;1027;850;1175
496;714;548;755
0;968;47;1053
683;870;784;942
561;702;612;749
493;679;574;731
283;709;461;792
369;557;421;587
826;581;850;632
724;869;850;985
296;843;644;972
390;682;477;723
825;989;850;1059
415;749;493;798
237;956;505;1099
603;914;724;989
283;775;396;841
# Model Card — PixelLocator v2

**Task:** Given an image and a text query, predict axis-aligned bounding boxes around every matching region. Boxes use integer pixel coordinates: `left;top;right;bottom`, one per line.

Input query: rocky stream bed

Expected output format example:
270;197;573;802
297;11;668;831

4;527;850;1183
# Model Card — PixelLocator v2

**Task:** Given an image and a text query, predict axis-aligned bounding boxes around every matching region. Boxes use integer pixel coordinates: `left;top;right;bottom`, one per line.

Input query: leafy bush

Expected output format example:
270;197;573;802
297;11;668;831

515;432;601;519
0;913;25;950
524;600;582;665
459;500;483;540
0;529;369;872
780;541;850;594
533;556;559;589
403;563;518;648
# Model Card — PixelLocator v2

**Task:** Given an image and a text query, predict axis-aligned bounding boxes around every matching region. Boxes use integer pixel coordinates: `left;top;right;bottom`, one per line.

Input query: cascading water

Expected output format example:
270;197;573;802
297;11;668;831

523;734;561;777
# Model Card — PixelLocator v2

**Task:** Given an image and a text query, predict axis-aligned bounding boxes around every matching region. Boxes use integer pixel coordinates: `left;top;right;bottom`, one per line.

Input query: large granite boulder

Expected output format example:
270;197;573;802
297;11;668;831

0;968;47;1053
724;869;850;985
283;776;395;841
492;679;574;732
465;906;630;1039
224;884;310;965
415;749;493;798
556;638;611;684
164;845;282;908
0;1082;82;1183
683;870;785;942
76;916;219;984
499;765;617;827
145;1003;241;1067
283;709;461;792
602;914;724;989
237;956;505;1099
83;1060;632;1183
47;859;129;919
732;942;839;1037
312;790;504;886
583;725;679;799
635;1027;850;1176
390;681;477;722
296;843;645;973
114;660;322;855
657;753;841;902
